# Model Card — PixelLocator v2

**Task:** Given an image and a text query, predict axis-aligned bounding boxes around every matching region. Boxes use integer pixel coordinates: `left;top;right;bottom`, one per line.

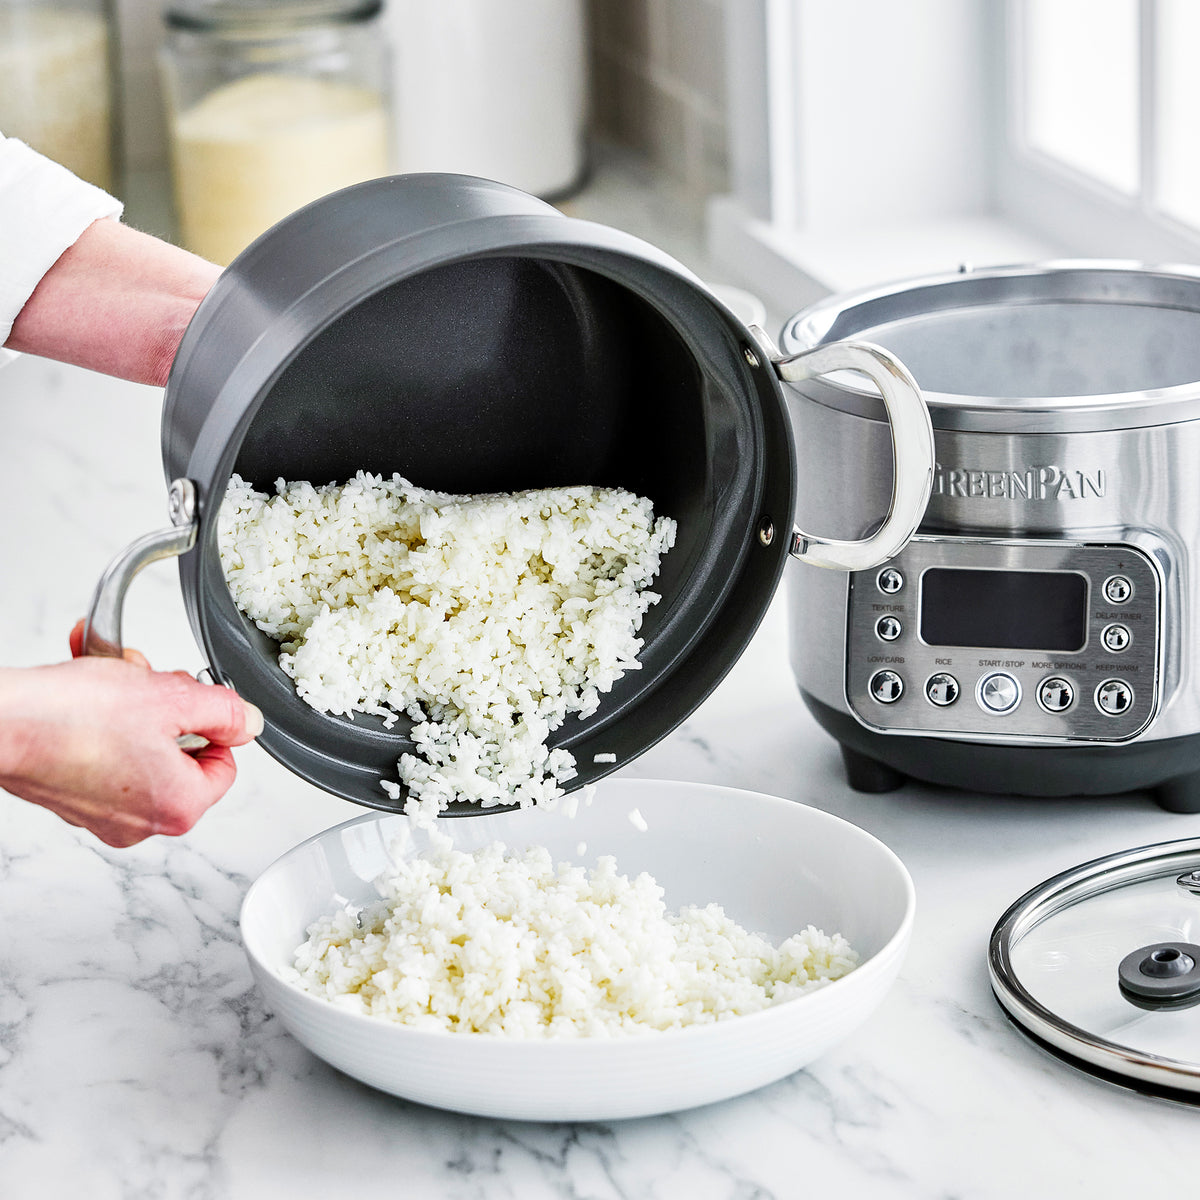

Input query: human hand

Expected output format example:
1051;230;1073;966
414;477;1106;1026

0;630;263;847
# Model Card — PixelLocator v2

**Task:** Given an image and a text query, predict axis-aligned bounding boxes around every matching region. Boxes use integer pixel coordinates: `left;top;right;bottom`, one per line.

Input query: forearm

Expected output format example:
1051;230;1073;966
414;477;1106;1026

5;218;221;387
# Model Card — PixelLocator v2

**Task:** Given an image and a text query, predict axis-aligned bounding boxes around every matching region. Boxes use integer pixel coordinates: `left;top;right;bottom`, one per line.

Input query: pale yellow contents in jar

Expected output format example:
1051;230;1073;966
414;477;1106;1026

169;73;389;266
0;8;112;191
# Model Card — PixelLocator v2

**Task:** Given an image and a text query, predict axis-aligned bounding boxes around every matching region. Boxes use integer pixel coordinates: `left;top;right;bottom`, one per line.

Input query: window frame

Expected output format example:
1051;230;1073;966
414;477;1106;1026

710;0;1200;311
997;0;1200;264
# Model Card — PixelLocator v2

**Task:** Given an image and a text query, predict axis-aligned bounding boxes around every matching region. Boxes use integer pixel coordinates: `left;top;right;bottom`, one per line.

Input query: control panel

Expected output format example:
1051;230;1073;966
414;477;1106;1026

846;537;1162;743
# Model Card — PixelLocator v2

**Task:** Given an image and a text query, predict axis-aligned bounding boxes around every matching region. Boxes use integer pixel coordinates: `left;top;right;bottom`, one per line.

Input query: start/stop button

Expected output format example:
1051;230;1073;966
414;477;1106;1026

977;672;1021;714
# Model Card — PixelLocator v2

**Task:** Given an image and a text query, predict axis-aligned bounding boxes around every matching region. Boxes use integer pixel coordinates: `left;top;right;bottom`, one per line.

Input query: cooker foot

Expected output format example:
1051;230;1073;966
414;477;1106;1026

1153;773;1200;814
839;745;906;793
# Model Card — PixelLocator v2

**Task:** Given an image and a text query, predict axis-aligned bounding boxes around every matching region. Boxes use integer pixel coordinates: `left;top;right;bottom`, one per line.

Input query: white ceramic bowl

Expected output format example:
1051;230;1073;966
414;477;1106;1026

240;779;914;1121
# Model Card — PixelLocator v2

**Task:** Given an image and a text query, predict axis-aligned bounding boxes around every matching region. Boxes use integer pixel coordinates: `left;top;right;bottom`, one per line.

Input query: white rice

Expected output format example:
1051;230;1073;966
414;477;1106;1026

218;472;676;823
289;838;859;1036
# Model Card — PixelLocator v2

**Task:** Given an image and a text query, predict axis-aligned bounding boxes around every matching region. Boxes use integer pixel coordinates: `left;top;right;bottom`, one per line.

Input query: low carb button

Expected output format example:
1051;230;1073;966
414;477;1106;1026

869;669;904;704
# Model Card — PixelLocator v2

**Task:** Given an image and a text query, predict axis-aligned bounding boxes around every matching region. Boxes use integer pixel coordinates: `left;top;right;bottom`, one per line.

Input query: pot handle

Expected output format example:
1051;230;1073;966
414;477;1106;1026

774;340;934;571
82;479;208;751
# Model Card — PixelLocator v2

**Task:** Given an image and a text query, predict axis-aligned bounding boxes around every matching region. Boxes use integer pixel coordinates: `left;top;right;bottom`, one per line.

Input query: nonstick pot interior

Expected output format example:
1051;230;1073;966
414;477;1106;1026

171;182;794;813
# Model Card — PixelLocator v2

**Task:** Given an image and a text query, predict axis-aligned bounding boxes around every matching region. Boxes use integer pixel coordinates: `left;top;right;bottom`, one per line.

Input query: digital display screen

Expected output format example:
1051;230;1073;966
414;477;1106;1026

920;569;1088;652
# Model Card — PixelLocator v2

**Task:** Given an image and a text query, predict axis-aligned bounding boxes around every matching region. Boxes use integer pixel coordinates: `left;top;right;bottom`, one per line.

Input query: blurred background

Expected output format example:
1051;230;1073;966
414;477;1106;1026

3;0;1200;315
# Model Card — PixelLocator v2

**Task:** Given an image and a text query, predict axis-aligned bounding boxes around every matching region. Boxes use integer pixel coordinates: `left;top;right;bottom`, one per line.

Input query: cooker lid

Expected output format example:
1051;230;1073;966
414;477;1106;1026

782;261;1200;433
990;838;1200;1103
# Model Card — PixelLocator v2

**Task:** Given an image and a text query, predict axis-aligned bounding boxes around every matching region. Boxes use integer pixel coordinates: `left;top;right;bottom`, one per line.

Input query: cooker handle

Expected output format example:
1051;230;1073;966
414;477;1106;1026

774;340;934;571
81;479;208;751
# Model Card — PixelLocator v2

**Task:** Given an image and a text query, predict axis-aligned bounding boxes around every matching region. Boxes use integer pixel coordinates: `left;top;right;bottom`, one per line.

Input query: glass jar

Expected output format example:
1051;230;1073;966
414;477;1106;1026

0;0;115;191
160;0;390;266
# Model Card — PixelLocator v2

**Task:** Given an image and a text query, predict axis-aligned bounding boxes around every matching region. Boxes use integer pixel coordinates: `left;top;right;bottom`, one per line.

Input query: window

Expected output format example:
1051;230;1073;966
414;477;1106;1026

1004;0;1200;260
710;0;1200;312
1019;0;1139;195
1156;0;1200;228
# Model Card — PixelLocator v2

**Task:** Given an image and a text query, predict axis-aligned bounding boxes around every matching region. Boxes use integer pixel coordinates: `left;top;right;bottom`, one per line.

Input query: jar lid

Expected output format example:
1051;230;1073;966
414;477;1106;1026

990;837;1200;1102
165;0;381;32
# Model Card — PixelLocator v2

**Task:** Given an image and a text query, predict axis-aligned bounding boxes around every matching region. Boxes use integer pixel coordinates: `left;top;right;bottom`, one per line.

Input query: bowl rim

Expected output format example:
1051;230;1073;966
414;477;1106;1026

239;778;916;1046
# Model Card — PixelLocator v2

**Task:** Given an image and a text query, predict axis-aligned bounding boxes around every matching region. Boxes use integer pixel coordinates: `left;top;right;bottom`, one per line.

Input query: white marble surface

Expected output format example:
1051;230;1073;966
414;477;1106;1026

3;202;1200;1196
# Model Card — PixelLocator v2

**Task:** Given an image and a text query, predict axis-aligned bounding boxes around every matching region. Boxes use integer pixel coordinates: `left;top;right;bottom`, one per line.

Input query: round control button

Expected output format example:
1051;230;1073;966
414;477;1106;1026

1096;679;1134;716
977;672;1021;714
1037;676;1075;714
1103;574;1134;605
1102;623;1131;653
875;614;902;642
925;673;959;707
877;567;904;595
869;669;904;704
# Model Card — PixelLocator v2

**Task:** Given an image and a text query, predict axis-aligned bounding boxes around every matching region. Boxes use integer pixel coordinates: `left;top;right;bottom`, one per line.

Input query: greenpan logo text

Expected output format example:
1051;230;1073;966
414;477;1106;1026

932;464;1106;501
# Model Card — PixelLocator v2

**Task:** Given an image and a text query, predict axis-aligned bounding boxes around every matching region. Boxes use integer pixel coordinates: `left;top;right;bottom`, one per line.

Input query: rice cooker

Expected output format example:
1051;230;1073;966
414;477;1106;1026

780;262;1200;813
81;173;934;814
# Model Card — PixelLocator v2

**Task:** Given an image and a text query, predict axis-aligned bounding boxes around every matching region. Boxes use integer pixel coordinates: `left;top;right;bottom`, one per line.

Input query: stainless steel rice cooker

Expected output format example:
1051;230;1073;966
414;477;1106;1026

781;262;1200;813
83;173;934;814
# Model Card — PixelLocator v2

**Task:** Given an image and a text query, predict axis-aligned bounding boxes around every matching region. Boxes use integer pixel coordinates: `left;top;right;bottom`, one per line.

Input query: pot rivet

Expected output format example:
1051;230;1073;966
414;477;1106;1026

743;346;761;369
168;478;198;527
758;518;775;547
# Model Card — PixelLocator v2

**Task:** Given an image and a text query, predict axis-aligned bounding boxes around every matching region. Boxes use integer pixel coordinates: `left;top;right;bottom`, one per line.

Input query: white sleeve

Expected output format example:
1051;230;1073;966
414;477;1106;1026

0;134;124;365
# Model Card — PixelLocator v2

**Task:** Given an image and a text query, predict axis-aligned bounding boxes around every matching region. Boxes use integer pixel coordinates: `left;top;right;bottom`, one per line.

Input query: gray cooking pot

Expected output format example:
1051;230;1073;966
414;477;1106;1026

83;174;934;813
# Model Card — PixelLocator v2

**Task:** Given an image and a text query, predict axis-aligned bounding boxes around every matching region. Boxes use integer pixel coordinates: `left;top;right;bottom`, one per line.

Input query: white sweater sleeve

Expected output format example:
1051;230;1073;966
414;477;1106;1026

0;134;124;364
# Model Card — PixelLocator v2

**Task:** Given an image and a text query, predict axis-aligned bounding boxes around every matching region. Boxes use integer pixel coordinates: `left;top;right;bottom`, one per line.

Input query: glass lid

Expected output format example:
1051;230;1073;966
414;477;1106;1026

990;837;1200;1102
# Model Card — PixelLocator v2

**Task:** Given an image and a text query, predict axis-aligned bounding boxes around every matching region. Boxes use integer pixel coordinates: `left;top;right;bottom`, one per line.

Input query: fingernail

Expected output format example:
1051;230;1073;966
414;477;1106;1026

244;701;265;738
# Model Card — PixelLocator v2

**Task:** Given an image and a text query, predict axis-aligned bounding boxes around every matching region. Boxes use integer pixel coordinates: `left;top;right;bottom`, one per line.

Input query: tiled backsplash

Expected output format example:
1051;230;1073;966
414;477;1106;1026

587;0;729;198
109;0;728;198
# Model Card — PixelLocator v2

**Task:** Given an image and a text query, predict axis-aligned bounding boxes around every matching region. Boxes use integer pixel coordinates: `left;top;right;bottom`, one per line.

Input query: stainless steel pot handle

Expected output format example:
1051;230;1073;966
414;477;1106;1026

774;340;934;571
82;479;208;751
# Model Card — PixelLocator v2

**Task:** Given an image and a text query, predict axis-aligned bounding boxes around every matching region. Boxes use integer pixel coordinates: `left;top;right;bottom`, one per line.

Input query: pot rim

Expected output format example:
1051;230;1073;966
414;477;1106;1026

781;259;1200;434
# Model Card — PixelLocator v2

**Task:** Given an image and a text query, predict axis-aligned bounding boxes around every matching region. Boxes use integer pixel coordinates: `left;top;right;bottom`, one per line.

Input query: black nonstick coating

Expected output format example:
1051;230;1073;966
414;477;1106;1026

165;177;795;813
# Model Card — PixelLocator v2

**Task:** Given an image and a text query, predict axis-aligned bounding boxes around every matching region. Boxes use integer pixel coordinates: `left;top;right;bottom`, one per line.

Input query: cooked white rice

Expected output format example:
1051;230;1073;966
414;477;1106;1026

289;838;859;1036
218;472;676;822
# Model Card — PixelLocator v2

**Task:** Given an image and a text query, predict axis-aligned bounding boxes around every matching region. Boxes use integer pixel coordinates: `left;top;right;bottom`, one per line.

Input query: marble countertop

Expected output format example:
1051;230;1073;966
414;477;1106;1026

3;178;1200;1197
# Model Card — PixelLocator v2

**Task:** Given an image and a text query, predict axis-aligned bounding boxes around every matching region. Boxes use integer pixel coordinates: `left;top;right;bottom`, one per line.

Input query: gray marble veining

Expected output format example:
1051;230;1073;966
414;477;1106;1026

2;332;1200;1198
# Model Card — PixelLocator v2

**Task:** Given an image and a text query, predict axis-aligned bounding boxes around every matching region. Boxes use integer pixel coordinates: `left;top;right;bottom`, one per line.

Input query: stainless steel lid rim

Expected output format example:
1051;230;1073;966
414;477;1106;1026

791;379;1200;434
989;838;1200;1093
786;259;1200;349
781;261;1200;434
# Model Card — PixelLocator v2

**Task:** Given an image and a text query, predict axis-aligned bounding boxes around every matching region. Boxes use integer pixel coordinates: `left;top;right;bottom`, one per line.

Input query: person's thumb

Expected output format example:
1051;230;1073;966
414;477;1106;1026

169;677;264;747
